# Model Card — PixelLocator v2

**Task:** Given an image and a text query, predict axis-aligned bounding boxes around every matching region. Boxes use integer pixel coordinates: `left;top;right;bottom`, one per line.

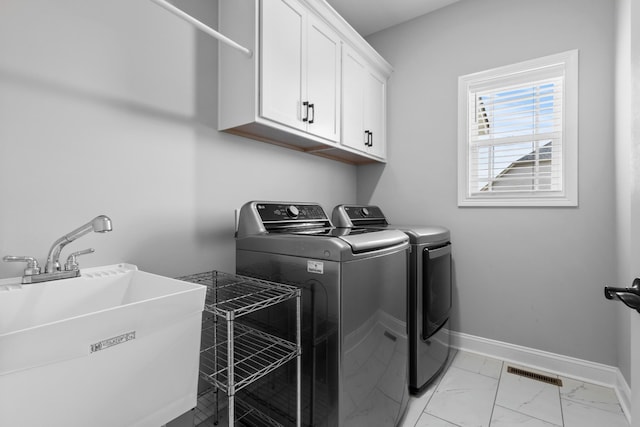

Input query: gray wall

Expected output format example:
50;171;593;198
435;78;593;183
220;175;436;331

0;0;626;371
362;0;619;366
0;0;356;279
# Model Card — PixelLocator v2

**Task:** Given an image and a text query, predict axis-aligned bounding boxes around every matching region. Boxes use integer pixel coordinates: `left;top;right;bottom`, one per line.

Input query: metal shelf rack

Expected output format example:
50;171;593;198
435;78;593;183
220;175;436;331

178;271;301;427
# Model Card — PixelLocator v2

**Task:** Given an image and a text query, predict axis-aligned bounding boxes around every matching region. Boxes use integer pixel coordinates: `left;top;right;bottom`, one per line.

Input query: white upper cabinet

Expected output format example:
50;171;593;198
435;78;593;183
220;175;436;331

342;45;386;159
260;0;306;132
364;67;386;159
305;15;341;142
261;0;340;142
342;46;366;152
218;0;391;164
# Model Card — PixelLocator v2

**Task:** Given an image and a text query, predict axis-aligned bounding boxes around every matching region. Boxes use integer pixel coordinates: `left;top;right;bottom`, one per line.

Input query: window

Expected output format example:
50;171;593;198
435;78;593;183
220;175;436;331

458;50;578;207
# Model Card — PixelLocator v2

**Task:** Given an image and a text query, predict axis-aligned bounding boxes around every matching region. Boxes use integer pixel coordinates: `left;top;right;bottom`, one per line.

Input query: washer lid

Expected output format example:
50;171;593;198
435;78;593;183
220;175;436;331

332;205;450;245
336;229;408;253
389;224;450;245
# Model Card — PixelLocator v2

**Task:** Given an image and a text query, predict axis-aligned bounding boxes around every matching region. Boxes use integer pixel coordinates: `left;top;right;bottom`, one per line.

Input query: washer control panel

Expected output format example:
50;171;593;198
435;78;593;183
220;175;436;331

257;203;328;222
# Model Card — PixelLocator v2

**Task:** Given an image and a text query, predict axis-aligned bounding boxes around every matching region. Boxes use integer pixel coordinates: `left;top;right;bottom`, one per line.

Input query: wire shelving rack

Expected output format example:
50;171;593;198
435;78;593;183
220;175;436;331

178;271;301;426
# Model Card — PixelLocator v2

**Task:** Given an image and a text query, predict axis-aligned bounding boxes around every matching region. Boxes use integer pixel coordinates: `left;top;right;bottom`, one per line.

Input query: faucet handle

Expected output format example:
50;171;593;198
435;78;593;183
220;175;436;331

3;256;41;276
64;248;95;271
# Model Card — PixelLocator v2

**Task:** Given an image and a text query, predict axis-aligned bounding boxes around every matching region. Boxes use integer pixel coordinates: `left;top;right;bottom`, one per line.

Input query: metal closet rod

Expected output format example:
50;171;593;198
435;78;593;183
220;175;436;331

148;0;253;57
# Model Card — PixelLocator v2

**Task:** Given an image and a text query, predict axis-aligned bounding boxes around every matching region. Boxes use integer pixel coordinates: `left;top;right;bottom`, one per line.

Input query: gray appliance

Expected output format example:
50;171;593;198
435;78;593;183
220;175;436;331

332;205;451;394
236;201;410;426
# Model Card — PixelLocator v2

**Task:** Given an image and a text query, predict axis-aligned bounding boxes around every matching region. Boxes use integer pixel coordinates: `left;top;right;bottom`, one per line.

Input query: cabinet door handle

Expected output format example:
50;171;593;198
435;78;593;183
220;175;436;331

302;101;309;122
308;103;315;124
364;130;370;146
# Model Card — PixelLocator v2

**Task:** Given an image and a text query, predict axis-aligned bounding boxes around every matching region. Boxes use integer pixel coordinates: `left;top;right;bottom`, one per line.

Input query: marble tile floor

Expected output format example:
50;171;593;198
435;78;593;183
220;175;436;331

400;349;629;427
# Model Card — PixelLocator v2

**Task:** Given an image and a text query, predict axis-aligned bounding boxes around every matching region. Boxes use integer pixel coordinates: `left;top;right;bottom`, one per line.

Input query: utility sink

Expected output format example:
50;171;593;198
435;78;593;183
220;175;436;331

0;263;206;427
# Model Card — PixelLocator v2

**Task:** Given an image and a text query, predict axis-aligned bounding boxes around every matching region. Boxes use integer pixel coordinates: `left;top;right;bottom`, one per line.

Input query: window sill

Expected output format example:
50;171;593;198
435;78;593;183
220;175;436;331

458;195;578;207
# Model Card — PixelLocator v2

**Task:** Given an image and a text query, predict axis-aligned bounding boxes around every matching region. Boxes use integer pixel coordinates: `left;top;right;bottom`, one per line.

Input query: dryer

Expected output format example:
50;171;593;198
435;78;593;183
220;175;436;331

332;205;451;394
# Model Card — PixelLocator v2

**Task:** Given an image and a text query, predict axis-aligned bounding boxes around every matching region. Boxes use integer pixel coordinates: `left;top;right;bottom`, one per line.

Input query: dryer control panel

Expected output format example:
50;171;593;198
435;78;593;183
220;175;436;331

332;205;388;227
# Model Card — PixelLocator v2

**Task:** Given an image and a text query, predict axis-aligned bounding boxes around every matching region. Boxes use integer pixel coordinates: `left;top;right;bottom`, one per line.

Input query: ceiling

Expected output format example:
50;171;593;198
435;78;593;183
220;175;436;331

326;0;460;37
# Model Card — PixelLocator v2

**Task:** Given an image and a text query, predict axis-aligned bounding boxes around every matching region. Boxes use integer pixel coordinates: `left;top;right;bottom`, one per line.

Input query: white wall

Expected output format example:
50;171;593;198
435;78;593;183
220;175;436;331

629;0;640;412
614;0;632;386
362;0;619;366
0;0;356;279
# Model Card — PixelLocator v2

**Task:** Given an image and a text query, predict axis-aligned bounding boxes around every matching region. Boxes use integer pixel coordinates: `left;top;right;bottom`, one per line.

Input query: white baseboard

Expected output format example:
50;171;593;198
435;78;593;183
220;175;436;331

449;330;632;424
614;368;632;424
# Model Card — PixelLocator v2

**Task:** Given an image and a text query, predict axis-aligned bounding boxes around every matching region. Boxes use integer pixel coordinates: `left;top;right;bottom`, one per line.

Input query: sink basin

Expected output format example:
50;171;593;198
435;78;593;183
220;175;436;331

0;263;206;427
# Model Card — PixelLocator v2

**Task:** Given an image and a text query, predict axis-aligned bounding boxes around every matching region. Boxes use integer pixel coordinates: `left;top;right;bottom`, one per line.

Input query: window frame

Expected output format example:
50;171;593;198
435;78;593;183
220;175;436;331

457;50;579;207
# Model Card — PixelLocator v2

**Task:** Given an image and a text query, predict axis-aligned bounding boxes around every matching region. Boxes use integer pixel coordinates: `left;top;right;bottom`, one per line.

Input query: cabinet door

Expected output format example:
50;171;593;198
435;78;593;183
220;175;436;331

306;15;341;142
261;0;306;131
364;70;386;158
341;46;366;151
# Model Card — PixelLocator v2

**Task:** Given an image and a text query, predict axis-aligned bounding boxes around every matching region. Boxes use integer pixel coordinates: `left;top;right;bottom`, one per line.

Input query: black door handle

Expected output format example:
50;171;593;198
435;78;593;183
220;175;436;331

308;103;315;124
604;278;640;313
302;101;309;122
364;130;372;147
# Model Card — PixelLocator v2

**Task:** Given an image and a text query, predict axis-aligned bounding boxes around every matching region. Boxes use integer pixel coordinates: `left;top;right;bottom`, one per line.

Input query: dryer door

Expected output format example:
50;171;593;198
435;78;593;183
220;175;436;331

421;243;452;340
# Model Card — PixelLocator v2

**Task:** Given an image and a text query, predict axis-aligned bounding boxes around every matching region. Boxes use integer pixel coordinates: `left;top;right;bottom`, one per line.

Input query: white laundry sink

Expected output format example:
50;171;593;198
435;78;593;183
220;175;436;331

0;263;206;427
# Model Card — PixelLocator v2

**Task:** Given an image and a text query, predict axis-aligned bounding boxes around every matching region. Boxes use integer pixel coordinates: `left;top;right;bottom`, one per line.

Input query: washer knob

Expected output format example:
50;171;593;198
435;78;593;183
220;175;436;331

361;207;370;217
286;205;299;218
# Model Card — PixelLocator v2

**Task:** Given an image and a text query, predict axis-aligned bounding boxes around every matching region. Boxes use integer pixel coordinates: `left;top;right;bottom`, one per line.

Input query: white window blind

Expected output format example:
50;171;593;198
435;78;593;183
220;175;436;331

458;50;578;207
470;76;563;193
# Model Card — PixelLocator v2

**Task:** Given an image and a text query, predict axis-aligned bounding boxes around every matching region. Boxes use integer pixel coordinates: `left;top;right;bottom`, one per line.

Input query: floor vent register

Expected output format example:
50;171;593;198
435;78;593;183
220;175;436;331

506;366;563;387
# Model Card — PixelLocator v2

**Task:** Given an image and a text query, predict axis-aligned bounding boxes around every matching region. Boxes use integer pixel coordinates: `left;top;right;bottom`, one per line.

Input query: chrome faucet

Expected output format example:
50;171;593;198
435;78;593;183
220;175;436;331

3;215;113;284
45;215;112;273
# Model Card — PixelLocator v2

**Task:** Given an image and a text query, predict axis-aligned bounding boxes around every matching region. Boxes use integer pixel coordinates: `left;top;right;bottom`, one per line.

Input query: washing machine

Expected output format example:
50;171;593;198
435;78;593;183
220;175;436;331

332;205;451;394
235;201;411;426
